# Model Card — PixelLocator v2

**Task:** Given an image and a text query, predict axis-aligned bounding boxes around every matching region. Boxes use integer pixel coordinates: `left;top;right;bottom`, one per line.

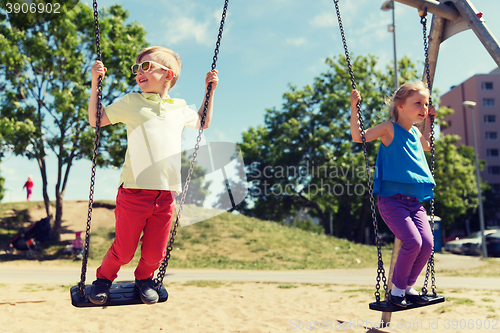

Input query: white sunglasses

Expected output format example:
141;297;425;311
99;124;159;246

131;60;174;76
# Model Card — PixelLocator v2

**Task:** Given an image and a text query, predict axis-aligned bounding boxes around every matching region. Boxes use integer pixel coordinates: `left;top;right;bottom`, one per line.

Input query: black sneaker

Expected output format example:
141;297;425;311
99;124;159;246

135;278;159;305
89;278;112;305
388;291;408;308
406;293;430;305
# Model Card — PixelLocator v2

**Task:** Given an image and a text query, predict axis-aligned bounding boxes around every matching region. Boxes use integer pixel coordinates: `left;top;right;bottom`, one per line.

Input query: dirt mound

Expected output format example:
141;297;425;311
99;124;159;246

29;201;116;241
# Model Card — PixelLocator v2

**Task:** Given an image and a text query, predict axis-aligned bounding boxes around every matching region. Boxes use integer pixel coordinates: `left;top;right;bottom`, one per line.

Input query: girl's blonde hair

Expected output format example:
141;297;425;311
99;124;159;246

386;81;429;122
137;46;182;87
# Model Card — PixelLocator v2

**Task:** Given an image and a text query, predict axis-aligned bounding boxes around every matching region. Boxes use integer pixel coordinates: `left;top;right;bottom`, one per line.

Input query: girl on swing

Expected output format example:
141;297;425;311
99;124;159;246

350;81;437;308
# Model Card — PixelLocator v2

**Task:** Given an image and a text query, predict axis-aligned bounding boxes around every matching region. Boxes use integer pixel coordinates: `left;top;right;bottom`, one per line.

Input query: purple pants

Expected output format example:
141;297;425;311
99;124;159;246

378;194;433;289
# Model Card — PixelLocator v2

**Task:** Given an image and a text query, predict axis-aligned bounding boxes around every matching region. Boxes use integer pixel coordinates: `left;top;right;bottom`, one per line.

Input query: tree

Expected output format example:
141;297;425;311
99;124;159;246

0;3;148;240
424;106;490;235
180;150;212;207
0;170;4;202
0;118;31;201
237;54;481;242
428;135;481;234
238;55;401;241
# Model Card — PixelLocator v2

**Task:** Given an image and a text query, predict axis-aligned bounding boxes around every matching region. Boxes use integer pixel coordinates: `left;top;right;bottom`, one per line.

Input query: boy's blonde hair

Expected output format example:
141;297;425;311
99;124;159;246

137;46;182;87
386;81;429;122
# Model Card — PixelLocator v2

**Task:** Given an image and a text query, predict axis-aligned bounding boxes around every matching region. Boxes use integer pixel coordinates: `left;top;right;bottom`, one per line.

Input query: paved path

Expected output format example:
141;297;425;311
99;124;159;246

1;255;499;290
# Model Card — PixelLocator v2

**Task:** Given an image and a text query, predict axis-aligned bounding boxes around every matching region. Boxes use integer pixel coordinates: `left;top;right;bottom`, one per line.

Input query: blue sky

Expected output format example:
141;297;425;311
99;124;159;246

2;0;500;203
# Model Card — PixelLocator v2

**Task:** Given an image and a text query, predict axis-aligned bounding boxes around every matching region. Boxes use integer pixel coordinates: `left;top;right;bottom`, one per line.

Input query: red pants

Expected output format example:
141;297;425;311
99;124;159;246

96;187;176;281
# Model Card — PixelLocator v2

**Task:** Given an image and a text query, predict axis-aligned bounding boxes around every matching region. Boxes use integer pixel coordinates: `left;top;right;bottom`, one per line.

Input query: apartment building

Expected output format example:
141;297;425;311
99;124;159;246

440;67;500;189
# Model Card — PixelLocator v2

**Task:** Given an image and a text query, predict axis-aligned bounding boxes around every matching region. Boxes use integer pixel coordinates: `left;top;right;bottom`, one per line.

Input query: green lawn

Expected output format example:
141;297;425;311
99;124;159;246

2;201;500;278
88;209;385;270
0;201;387;269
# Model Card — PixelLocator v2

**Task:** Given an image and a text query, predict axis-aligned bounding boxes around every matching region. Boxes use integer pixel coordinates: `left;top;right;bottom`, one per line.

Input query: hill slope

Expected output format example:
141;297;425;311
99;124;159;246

1;201;385;269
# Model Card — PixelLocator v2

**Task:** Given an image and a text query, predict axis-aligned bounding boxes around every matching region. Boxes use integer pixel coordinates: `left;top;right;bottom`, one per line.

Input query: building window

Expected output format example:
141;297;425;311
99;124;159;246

483;98;495;107
485;115;497;123
482;82;494;90
489;166;500;175
486;132;498;140
488;149;499;157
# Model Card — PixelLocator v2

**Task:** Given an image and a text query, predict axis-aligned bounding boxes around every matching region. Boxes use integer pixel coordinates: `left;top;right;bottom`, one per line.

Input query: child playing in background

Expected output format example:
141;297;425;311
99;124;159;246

23;175;34;201
72;231;83;260
350;81;437;308
88;46;218;305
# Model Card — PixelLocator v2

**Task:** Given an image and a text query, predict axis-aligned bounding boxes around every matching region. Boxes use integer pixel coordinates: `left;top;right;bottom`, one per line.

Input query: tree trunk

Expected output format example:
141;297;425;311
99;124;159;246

37;156;51;219
53;190;63;242
356;196;368;244
345;200;354;241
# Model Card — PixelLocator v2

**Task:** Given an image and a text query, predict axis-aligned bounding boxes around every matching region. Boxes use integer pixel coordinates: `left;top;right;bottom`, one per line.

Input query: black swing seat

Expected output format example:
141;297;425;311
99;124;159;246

369;294;445;312
70;281;168;307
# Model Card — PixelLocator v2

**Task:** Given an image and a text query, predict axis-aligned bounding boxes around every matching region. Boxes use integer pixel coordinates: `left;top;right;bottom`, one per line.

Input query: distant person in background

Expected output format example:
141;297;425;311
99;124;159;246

72;231;84;260
23;176;34;202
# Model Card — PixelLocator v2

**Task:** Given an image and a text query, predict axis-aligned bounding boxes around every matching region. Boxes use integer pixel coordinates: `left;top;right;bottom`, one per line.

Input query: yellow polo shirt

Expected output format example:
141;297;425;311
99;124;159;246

104;92;199;192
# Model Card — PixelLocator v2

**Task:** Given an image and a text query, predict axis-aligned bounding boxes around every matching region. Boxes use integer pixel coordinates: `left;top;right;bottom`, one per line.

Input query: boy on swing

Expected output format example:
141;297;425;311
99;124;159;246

88;46;218;305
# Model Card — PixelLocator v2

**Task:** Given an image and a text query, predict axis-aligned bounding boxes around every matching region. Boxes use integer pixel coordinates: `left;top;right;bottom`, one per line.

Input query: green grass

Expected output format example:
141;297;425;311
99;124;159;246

1;201;387;269
83;212;386;269
166;211;386;270
342;288;373;295
482;298;496;302
64;206;389;270
277;284;298;289
437;258;500;278
2;201;500;276
446;297;475;306
486;306;497;313
434;305;452;314
181;280;226;288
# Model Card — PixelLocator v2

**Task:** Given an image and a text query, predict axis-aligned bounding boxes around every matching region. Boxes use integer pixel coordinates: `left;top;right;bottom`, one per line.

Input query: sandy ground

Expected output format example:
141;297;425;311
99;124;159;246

1;278;499;333
1;201;499;333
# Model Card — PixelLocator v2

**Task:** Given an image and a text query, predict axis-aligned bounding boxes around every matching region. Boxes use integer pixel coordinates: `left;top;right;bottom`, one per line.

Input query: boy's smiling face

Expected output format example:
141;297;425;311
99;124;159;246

135;53;174;96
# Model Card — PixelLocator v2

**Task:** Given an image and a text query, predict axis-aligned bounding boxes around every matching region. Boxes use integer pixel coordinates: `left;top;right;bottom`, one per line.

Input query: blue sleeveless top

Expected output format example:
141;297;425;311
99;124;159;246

373;122;435;202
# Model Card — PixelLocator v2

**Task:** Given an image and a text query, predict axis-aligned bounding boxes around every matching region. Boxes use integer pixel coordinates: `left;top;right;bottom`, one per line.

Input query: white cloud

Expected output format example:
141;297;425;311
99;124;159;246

309;12;337;28
158;3;221;46
165;16;213;46
286;37;307;47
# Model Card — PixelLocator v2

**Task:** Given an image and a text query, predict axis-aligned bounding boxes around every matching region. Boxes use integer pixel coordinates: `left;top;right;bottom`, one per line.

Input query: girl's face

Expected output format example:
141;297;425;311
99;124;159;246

397;89;430;123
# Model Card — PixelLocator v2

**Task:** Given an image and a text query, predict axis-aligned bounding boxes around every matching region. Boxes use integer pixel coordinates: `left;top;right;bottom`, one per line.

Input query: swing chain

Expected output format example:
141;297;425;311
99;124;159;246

420;8;437;296
78;0;104;299
154;0;229;290
333;0;387;303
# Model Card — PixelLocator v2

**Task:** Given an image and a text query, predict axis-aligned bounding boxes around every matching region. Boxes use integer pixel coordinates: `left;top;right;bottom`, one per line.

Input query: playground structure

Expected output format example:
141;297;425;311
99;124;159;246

396;0;500;86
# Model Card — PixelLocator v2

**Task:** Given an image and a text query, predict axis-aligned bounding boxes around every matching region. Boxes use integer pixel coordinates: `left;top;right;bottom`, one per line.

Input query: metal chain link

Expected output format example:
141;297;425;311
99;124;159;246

78;0;103;299
333;0;387;303
420;10;437;296
154;0;229;290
